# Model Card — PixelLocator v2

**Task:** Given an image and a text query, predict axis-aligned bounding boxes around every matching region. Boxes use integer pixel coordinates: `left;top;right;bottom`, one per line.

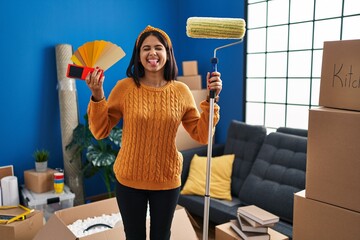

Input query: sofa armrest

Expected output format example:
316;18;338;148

180;144;225;187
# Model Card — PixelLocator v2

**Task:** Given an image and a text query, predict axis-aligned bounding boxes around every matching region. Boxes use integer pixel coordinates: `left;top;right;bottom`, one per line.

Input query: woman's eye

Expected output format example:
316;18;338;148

142;45;163;51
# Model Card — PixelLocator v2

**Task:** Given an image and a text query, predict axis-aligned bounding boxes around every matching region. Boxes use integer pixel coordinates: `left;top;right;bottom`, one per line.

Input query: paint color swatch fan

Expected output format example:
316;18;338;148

66;40;126;80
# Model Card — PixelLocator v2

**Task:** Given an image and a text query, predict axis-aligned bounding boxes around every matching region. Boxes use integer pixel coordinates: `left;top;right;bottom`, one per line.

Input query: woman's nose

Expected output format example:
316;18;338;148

149;48;157;56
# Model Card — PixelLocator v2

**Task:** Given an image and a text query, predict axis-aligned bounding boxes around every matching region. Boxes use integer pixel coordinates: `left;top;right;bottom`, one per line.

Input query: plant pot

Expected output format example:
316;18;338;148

35;161;48;172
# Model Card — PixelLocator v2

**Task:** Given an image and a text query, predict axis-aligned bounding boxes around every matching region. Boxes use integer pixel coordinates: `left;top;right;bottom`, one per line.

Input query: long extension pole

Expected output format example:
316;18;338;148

202;40;243;240
203;96;215;240
202;56;218;240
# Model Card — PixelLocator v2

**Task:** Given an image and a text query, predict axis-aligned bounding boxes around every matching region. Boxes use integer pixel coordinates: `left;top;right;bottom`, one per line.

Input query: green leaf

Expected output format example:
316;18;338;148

33;149;50;162
66;123;92;151
82;160;100;178
65;113;122;197
109;127;122;147
86;145;116;167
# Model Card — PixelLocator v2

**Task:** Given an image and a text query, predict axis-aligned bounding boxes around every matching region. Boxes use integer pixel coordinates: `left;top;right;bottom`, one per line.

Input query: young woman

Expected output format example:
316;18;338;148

85;25;222;240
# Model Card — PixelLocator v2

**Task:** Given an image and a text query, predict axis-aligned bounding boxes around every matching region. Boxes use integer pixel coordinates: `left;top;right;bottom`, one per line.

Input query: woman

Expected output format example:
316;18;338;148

85;25;222;240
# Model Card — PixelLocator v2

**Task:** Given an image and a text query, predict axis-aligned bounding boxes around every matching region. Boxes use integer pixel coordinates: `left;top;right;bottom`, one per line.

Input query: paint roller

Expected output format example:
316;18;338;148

187;17;246;39
186;16;246;77
186;16;246;240
186;17;246;102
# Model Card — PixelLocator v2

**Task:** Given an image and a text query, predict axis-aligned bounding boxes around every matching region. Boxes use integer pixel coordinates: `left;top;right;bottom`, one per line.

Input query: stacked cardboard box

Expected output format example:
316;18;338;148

176;60;210;151
24;168;57;193
293;39;360;240
0;165;13;180
294;191;360;240
177;60;202;90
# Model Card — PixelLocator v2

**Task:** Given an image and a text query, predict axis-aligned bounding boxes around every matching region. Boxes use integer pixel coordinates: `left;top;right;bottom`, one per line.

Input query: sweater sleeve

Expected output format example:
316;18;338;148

87;78;129;139
181;87;220;144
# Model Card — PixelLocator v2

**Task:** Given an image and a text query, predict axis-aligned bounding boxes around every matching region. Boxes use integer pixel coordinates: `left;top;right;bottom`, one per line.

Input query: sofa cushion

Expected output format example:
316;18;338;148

223;120;267;197
180;144;225;189
239;132;307;223
181;154;235;200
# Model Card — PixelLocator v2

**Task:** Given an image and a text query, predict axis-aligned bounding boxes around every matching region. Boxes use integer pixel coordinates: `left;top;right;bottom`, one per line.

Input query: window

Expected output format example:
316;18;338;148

245;0;360;132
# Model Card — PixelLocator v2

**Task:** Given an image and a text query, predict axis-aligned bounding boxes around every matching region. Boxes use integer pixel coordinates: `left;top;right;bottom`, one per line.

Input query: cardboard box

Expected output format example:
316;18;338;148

34;197;122;240
21;184;75;220
177;75;202;90
189;90;208;109
215;222;289;240
0;165;14;181
0;210;43;240
24;168;57;193
143;205;198;239
319;39;360;111
182;61;198;76
176;124;205;151
0;165;14;206
176;90;208;151
170;205;198;240
34;198;198;240
293;190;360;240
306;107;360;212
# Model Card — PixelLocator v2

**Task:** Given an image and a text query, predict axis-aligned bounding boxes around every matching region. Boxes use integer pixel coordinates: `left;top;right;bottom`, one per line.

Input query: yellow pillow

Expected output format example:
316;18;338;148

181;154;235;201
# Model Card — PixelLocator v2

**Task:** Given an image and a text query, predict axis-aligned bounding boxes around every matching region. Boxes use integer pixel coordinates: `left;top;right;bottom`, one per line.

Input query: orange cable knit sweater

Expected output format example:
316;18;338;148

87;78;220;190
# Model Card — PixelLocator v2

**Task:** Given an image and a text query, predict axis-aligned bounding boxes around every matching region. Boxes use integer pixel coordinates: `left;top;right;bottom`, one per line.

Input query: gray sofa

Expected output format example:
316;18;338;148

178;120;307;239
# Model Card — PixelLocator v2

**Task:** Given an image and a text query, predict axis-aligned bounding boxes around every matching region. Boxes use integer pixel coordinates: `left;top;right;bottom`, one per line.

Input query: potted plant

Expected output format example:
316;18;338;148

66;114;122;198
33;149;49;172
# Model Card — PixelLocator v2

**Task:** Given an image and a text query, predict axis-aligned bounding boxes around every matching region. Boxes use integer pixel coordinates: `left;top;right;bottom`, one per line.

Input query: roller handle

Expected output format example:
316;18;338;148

209;57;218;99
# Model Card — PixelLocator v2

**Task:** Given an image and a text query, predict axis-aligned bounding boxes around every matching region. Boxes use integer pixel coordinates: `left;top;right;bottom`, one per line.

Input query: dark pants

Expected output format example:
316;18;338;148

115;181;180;240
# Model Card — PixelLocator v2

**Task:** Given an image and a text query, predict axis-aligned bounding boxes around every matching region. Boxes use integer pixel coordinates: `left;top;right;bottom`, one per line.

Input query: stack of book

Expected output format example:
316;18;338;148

230;205;280;240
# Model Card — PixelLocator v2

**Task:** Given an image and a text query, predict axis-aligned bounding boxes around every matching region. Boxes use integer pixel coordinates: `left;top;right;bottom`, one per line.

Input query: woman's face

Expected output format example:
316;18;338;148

139;35;167;74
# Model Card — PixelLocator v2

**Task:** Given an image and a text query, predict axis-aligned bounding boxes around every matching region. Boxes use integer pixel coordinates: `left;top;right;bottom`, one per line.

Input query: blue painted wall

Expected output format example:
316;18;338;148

0;0;245;197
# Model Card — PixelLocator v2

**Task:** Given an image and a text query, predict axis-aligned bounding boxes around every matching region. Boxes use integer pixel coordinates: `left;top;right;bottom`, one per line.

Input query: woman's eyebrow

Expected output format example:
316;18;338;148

142;44;164;48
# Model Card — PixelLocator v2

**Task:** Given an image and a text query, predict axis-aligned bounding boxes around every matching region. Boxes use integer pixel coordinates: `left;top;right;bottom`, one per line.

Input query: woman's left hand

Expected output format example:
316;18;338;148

207;71;222;97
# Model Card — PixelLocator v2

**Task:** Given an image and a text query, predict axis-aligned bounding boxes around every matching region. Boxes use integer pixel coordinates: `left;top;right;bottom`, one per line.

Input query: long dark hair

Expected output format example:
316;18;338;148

126;31;178;87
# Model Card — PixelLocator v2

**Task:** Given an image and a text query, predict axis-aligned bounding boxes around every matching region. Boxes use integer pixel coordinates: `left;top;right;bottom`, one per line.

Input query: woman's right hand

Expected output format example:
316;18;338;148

85;67;105;102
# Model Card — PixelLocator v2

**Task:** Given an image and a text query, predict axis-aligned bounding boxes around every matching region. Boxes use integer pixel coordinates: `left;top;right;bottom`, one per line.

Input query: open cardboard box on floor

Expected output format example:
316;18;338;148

34;197;198;240
34;197;121;240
